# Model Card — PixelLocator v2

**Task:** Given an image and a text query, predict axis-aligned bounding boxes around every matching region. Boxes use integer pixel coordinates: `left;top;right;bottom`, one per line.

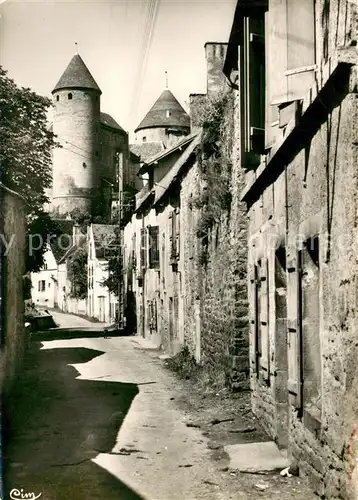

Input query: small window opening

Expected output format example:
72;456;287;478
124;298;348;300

56;95;59;102
166;110;171;118
68;93;73;100
304;236;319;267
142;136;147;143
83;162;87;168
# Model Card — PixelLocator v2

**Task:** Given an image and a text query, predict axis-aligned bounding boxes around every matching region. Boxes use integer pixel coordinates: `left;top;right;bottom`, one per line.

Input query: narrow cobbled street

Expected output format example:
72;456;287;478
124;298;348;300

3;312;317;500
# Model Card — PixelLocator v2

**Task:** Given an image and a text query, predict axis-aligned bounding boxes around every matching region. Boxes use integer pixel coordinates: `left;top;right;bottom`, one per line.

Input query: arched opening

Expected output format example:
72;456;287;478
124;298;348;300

68;93;73;100
56;95;59;102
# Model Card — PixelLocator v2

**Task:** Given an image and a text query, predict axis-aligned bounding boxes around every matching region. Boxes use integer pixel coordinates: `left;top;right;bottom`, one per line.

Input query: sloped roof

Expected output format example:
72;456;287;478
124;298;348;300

58;235;87;265
100;112;126;133
52;54;101;94
49;220;75;263
154;133;201;206
129;142;165;163
138;132;196;175
135;89;190;132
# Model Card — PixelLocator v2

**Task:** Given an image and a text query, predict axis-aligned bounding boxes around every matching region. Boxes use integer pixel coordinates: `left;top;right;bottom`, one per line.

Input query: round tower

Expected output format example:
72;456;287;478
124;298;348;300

51;54;101;217
134;89;190;148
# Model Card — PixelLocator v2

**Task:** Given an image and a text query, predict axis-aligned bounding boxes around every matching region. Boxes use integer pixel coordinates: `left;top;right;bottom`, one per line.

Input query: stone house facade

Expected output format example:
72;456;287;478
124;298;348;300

123;134;198;351
224;0;358;497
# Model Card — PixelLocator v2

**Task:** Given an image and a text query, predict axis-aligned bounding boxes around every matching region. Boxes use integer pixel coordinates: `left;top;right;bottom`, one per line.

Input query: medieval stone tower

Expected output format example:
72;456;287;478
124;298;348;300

134;89;190;149
51;54;101;217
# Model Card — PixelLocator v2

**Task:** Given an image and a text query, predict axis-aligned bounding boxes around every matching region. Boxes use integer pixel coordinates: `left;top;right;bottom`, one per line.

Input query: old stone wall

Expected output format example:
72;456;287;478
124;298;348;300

0;184;26;397
246;51;358;500
180;88;250;390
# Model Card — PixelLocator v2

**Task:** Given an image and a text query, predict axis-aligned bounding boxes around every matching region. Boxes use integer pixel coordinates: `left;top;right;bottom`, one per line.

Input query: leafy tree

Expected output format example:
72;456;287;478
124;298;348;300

67;247;88;299
102;226;121;296
0;66;58;216
0;66;60;273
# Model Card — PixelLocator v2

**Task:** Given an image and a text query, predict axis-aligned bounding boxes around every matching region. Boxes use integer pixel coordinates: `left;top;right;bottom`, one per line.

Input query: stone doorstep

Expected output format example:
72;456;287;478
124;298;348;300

224;441;290;473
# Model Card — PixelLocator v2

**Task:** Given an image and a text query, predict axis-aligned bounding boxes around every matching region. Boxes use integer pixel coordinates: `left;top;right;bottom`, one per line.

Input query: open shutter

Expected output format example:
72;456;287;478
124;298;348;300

286;254;302;409
175;207;180;259
243;15;266;162
259;259;270;381
268;0;315;107
265;10;279;149
169;210;175;259
248;265;259;376
140;227;147;270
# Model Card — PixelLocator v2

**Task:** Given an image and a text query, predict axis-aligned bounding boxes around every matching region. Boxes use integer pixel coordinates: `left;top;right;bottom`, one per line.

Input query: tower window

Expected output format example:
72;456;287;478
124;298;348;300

142;136;147;143
83;162;87;168
68;93;73;100
166;110;171;118
56;95;59;102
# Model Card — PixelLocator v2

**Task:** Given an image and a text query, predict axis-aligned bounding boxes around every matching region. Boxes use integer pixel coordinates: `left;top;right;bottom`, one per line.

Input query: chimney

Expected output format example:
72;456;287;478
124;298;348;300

205;42;229;96
189;93;207;133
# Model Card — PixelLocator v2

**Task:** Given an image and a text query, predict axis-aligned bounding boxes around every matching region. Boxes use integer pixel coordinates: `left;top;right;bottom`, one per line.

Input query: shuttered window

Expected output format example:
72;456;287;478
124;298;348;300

169;208;180;262
266;0;315;145
286;254;302;409
140;227;147;270
148;226;160;269
249;265;260;377
242;15;266;169
259;259;270;381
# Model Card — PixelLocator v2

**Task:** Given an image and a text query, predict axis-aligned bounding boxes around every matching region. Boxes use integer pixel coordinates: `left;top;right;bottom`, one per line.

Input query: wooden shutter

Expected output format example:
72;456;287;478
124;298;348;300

286;254;302;408
168;210;175;259
265;10;279;149
243;16;266;157
175;207;180;259
140;227;147;270
259;259;270;381
148;226;159;269
249;265;259;376
268;0;315;106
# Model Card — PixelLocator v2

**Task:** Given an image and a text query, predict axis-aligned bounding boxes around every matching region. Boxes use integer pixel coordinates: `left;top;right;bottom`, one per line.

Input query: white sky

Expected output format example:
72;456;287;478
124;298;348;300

0;0;236;140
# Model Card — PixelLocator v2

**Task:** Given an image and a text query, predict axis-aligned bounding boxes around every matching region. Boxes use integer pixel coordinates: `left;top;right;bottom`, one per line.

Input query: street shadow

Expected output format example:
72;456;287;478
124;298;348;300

2;342;144;500
31;328;132;342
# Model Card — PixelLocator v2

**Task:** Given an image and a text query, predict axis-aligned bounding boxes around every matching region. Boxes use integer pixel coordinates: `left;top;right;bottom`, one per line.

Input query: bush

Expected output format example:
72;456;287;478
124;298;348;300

166;345;199;380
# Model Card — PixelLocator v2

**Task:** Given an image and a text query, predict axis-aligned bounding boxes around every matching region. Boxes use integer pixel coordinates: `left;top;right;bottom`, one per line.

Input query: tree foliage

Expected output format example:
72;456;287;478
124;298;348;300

67;247;88;299
0;66;58;216
102;226;121;296
0;66;61;273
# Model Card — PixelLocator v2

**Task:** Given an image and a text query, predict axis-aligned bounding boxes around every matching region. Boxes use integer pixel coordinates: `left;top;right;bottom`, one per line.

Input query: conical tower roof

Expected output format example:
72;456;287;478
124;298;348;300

135;89;190;132
52;54;101;94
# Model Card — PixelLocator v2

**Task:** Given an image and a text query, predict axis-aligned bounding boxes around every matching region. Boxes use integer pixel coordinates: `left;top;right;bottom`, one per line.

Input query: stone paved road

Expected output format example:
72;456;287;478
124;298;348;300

3;312;317;500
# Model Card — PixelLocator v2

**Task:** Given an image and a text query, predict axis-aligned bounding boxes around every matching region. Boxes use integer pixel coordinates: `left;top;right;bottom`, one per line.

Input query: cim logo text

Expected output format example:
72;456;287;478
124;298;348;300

10;489;42;500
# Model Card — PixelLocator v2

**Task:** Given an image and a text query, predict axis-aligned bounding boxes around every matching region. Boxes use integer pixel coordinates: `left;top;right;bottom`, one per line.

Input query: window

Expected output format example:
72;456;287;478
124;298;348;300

148;300;157;331
166;110;171;118
140;227;147;270
299;236;321;431
142;136;147;143
265;0;315;146
148;226;160;269
241;14;266;170
38;280;46;292
48;282;51;288
169;207;180;264
132;232;137;269
56;95;59;102
68;93;73;100
43;263;48;270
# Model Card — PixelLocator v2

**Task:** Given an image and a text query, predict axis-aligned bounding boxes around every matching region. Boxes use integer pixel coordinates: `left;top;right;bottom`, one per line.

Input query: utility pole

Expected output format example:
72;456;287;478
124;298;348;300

117;152;124;330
